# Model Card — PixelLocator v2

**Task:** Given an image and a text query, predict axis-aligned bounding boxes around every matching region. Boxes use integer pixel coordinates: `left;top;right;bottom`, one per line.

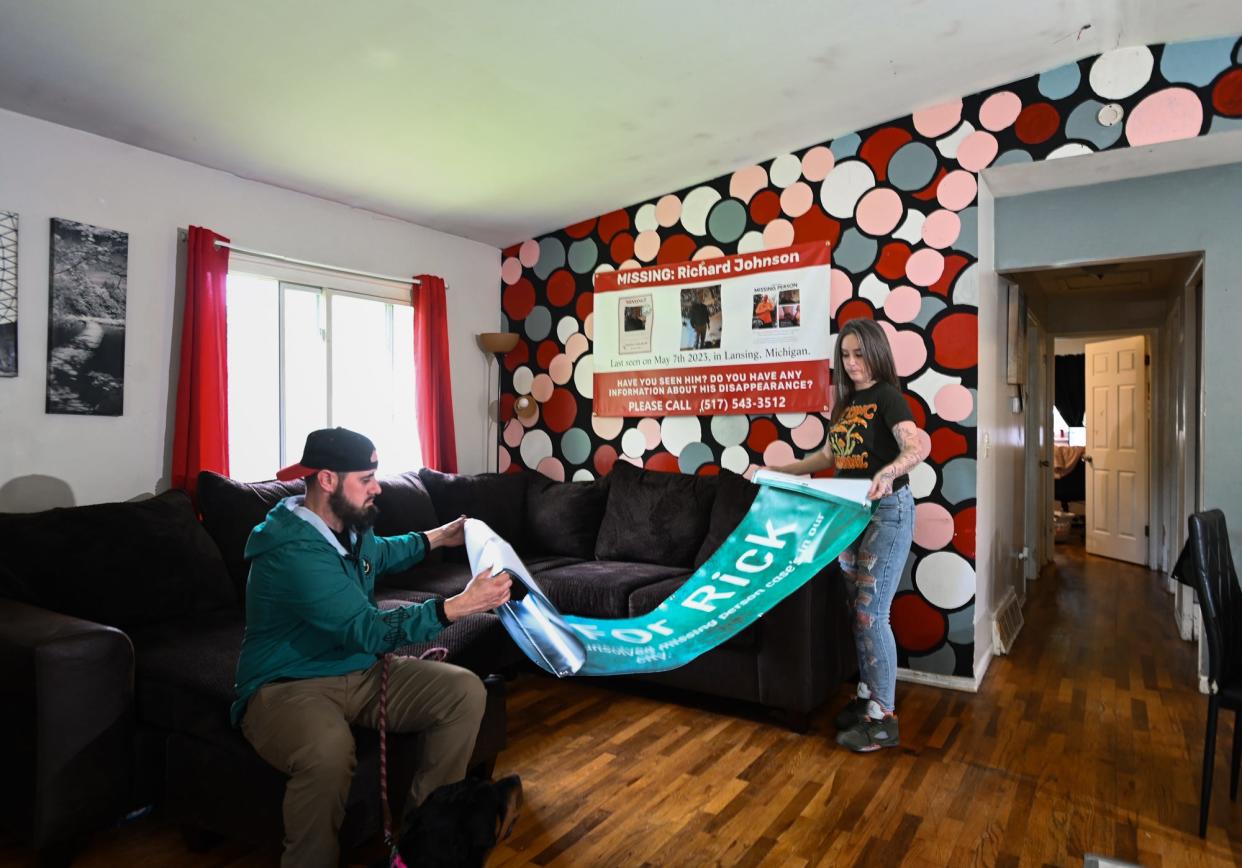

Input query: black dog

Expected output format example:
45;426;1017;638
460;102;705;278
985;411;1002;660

378;775;522;868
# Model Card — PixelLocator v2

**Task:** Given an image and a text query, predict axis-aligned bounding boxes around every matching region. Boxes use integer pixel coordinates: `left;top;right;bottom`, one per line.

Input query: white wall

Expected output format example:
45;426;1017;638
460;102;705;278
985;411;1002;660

0;108;500;510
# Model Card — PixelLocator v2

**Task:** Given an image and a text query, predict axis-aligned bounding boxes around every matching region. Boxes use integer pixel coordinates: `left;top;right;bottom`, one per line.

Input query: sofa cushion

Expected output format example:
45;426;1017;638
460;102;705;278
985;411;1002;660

197;471;305;594
524;474;607;559
528;561;690;619
627;576;756;650
372;471;443;550
594;462;716;567
418;470;530;560
0;489;236;630
693;469;760;568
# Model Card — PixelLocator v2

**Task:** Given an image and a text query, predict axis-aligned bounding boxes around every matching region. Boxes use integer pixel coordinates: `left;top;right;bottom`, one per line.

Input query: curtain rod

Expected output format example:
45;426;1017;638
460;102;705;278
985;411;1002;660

213;240;422;287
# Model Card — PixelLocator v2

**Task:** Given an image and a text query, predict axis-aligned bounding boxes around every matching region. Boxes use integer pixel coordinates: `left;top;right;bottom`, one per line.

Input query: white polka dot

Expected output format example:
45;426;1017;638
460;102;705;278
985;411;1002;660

952;263;978;307
1047;142;1095;160
909;462;937;498
621;428;647;458
721;445;750;474
634;203;658;232
907;368;962;406
660;416;702;456
557;316;579;343
936;121;975;160
859;273;890;307
736;230;765;254
820;160;876;219
1089;46;1154;100
768;153;802;188
572;469;595;482
680;186;723;236
776;412;807;428
519;429;553;468
711;415;750;447
893;209;925;244
512;366;533;395
573;354;593;398
594;263;615;276
915;551;975;609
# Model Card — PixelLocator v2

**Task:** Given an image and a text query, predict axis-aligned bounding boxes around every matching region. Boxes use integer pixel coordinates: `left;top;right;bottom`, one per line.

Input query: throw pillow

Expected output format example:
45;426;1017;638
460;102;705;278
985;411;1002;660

693;468;760;567
418;469;531;560
594;461;717;567
524;474;607;559
197;471;305;593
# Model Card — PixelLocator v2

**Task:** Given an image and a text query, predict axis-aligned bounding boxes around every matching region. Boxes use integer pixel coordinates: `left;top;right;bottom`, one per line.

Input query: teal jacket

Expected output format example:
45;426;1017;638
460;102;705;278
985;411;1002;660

231;496;448;725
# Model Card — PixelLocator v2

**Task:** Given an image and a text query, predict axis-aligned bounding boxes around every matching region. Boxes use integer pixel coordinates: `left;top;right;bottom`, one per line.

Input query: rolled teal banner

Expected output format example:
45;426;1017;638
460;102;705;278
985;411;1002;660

465;471;873;677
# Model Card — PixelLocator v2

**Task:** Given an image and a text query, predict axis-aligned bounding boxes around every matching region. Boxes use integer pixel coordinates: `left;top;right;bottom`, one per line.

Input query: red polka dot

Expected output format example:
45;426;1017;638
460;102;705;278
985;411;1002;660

645;452;680;473
546;269;576;307
953;507;976;560
1015;103;1060;145
859;126;913;182
913;166;948;202
696;464;721;476
499;393;515;423
597;209;630;243
594;445;618;476
1213;68;1242;117
502;340;529;372
750;189;781;225
875;242;912;281
747;418;779;452
501;243;521;259
536;340;558;370
575;293;594;321
610;232;635;264
836;299;874;325
892;592;948;654
502;278;535;320
657;234;697;265
793;207;841;248
932;312;978;369
929;254;970;298
904;394;927;429
565;217;597;239
505;463;525;474
543;388;578;433
929;427;969;463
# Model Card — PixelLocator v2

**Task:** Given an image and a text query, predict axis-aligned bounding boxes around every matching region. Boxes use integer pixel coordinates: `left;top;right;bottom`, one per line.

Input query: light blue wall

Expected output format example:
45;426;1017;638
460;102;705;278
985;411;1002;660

995;162;1242;547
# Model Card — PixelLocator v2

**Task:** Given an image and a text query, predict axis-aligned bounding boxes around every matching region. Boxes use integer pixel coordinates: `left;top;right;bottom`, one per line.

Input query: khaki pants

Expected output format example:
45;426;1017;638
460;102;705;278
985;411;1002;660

241;658;486;868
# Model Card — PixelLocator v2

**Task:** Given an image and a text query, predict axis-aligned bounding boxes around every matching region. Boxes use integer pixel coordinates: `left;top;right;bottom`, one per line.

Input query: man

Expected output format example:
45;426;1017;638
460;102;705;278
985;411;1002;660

688;294;710;349
231;427;515;868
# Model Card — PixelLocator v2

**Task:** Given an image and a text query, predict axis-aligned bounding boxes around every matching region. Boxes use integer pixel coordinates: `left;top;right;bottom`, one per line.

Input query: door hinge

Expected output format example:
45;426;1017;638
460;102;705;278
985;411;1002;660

1145;354;1151;365
1145;524;1150;537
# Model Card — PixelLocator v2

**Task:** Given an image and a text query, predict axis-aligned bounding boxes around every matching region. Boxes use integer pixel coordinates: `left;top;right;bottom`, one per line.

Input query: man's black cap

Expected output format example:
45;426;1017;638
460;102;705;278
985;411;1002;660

276;427;378;481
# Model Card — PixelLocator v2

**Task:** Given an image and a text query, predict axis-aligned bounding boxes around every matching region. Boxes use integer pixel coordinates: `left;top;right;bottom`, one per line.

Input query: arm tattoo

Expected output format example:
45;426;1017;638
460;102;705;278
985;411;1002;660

881;422;925;479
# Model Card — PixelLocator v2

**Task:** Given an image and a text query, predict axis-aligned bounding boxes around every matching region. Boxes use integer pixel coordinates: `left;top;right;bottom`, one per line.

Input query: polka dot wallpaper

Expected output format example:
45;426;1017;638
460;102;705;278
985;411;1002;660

496;35;1242;679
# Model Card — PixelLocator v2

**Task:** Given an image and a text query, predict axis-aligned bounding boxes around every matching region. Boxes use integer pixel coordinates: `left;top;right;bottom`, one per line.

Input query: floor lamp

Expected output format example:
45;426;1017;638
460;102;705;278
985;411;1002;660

477;332;519;472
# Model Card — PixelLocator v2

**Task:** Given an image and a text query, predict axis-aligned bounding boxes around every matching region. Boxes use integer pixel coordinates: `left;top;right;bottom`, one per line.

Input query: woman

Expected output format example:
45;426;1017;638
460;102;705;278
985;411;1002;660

771;318;927;752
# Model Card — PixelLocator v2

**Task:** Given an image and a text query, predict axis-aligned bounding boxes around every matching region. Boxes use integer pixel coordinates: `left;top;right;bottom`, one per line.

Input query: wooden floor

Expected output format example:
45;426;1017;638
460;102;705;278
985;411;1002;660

4;544;1241;866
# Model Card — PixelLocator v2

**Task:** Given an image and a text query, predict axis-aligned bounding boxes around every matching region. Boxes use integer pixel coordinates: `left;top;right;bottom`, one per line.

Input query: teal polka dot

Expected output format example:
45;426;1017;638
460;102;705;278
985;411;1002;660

678;441;714;474
1065;100;1123;149
1161;36;1235;87
913;297;947;329
524;306;552;341
707;199;747;244
993;149;1033;168
888;142;938;191
907;643;956;675
941;457;976;504
830;133;861;160
561;428;591;465
947;604;974;644
834;228;878;274
1038;62;1080;100
567;238;598;274
534;238;566;280
955;208;978;257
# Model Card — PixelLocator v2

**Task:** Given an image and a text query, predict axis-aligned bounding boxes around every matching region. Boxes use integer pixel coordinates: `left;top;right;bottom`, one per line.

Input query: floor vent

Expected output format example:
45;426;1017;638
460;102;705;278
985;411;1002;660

992;588;1025;655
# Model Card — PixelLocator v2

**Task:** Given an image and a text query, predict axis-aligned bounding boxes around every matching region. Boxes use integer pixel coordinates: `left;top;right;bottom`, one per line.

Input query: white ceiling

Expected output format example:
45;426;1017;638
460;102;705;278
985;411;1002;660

1;1;1240;248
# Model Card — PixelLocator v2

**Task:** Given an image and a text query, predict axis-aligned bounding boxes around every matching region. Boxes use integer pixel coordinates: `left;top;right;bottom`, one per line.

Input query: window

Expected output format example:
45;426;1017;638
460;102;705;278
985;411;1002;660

1052;405;1086;447
226;273;420;482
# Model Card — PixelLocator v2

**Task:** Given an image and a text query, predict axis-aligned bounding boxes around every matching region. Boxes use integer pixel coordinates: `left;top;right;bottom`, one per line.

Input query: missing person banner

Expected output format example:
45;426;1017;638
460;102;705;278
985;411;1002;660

466;471;872;678
592;241;832;417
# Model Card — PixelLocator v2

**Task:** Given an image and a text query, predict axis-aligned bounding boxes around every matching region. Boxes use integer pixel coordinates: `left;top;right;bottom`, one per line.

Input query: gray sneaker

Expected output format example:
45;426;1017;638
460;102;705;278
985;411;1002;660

833;697;871;731
836;716;899;752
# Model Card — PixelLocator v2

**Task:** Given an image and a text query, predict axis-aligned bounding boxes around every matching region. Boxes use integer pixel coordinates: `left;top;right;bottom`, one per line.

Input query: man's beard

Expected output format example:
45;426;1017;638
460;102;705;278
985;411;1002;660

328;486;379;531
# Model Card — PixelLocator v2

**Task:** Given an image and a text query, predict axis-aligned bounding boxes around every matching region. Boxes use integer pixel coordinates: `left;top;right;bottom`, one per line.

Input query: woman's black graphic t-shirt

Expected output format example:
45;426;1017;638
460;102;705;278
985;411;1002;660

823;382;915;486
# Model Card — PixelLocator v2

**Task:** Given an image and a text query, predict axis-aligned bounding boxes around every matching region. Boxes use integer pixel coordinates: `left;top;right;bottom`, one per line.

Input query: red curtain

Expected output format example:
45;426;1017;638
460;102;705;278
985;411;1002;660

412;274;458;472
171;227;231;495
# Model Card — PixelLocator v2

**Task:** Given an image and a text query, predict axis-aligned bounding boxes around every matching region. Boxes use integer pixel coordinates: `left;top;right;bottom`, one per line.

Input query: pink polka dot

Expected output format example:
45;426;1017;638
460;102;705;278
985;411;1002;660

638;417;662;450
566;333;589;362
729;165;769;203
884;285;922;323
498;447;511;472
791;415;825;450
855;188;904;236
549;354;573;384
934;383;973;422
937;170;978;211
830;268;853;316
634;231;661;262
531;374;554;403
921;210;961;250
916;429;931;458
501;257;521;285
655;194;682;227
882;323;928;377
763;440;795;468
1125;87;1205;147
620;455;643;468
905;248;946;287
503;419;523;447
780;182;814;218
763;219;795;249
536;456;566;482
914;502;954;550
913;99;963;137
979;91;1022;132
518;239;540;267
693;245;726;260
801;146;835;182
956;131;999;172
584;313;595;340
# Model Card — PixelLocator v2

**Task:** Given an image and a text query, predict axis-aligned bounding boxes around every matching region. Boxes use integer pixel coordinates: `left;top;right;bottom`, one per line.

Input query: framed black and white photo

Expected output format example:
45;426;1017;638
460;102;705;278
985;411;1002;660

0;211;16;377
46;218;128;415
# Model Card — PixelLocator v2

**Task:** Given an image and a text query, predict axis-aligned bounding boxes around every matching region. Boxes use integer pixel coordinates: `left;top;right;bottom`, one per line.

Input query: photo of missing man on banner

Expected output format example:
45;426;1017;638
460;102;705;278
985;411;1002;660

751;291;777;330
680;285;722;350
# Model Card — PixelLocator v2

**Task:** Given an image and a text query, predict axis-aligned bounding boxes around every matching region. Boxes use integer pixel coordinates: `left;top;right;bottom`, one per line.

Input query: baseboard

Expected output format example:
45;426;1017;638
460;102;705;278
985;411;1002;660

897;665;982;693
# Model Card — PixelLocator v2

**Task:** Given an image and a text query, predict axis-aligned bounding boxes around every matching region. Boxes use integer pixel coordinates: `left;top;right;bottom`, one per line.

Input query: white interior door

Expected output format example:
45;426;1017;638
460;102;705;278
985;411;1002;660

1085;335;1149;564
